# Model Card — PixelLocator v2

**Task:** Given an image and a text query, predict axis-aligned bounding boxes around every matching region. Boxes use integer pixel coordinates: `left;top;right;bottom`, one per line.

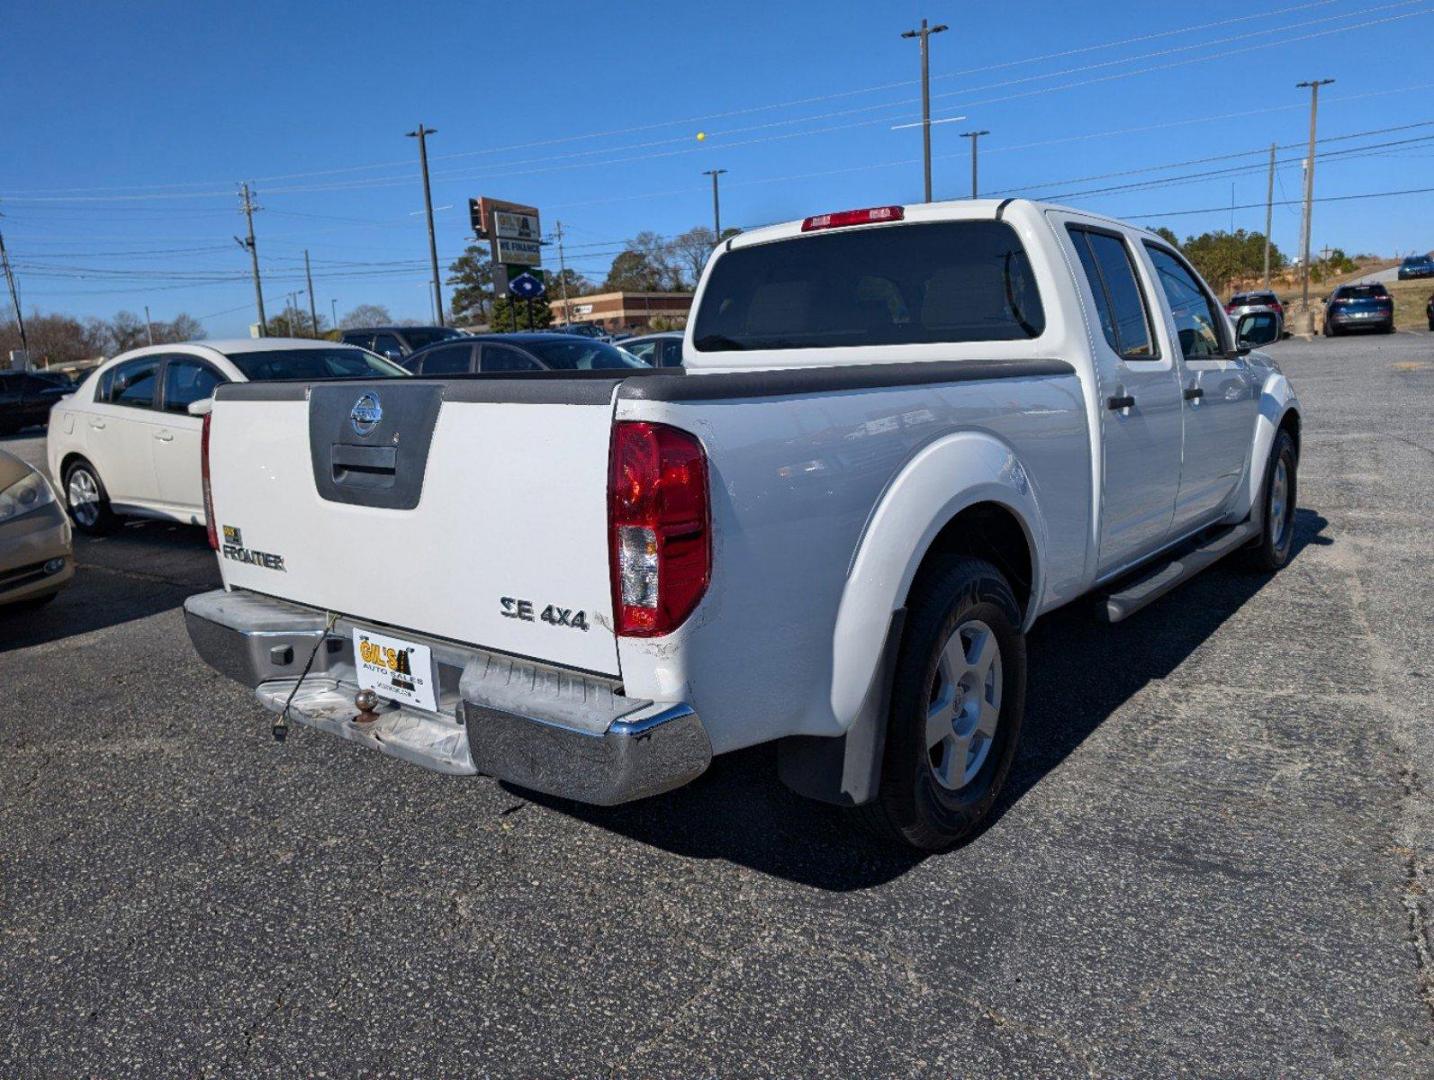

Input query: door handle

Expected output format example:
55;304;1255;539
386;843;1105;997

89;419;106;430
1106;395;1136;410
1183;387;1204;401
154;431;174;442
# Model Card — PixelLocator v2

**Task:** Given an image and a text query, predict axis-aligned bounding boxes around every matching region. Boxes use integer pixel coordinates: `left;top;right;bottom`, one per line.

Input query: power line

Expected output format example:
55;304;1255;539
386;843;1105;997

0;0;1349;199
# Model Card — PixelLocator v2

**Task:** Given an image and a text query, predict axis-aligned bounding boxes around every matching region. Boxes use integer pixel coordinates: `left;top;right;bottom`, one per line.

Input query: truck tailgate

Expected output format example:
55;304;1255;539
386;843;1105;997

207;379;621;676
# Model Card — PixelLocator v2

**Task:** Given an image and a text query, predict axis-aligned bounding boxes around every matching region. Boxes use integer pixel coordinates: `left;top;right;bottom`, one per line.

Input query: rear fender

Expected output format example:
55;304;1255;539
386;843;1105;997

830;430;1046;729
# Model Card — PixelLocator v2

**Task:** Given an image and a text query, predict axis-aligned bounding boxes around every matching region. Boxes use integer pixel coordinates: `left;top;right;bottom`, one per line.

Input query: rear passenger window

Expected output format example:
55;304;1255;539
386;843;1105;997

101;358;160;409
481;345;541;373
163;358;225;413
417;344;472;375
692;220;1045;351
1068;227;1156;361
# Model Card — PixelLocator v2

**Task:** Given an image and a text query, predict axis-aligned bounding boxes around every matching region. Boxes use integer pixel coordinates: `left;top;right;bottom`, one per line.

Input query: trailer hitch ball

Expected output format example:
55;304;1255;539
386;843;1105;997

354;688;382;724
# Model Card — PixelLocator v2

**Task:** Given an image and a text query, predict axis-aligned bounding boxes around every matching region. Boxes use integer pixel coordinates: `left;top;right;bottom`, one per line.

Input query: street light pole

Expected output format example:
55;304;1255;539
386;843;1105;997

1296;79;1334;334
406;123;445;327
702;169;727;242
330;298;339;329
901;17;949;202
960;130;989;198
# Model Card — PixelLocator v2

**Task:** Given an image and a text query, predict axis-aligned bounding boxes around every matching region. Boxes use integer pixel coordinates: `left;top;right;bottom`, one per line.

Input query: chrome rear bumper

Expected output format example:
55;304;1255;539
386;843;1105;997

184;588;710;804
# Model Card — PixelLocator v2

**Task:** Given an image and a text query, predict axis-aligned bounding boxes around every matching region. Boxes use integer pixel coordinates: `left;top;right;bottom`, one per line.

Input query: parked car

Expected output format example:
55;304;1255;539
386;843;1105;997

1225;290;1285;337
0;370;70;436
186;198;1299;852
1323;283;1395;335
553;322;614;342
46;339;407;535
0;448;73;611
620;331;685;367
1427;291;1434;330
399;333;650;375
339;326;467;361
1397;254;1434;280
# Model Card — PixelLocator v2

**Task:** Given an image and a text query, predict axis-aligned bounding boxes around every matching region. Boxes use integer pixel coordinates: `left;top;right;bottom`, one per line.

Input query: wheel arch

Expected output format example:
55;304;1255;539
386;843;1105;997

829;430;1046;730
782;432;1044;809
58;451;96;487
1240;372;1301;518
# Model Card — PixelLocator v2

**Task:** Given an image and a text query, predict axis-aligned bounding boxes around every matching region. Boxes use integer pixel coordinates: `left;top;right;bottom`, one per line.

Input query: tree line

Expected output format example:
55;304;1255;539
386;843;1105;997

1;310;206;368
445;224;737;330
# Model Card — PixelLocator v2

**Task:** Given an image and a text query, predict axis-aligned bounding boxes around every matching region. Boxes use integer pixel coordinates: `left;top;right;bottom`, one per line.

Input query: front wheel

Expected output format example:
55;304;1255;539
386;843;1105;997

859;556;1027;852
64;459;118;535
1245;430;1298;572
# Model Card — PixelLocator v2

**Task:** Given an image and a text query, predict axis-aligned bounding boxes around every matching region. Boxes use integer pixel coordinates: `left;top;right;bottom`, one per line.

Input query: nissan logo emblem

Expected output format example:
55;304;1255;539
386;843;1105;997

350;393;382;437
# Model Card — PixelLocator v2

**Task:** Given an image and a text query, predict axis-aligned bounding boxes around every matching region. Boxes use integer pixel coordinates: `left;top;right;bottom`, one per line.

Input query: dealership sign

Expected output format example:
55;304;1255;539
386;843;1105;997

473;196;543;294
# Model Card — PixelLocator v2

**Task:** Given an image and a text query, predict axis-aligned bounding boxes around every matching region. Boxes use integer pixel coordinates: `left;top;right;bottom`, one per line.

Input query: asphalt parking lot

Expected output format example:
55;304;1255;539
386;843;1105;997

2;333;1432;1077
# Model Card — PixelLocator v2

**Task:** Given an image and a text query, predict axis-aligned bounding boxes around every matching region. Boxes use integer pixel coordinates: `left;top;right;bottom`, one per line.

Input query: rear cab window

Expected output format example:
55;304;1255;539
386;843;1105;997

1067;226;1157;361
693;220;1045;352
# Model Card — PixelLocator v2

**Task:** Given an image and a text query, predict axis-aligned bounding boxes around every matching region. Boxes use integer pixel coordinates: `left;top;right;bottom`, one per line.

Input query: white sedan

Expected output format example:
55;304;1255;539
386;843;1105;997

45;338;406;534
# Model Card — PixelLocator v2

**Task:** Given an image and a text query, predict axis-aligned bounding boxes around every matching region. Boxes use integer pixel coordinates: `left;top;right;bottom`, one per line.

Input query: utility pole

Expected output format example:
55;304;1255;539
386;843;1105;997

554;220;571;324
236;182;267;335
901;17;949;202
1296;79;1334;334
304;249;318;336
1263;142;1276;288
406;123;445;327
331;298;339;329
960;130;989;198
0;228;29;355
702;169;727;243
144;305;154;345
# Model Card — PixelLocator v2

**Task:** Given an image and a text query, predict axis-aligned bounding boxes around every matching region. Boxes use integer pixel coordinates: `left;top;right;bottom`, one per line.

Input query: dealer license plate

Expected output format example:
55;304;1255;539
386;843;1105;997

353;628;438;713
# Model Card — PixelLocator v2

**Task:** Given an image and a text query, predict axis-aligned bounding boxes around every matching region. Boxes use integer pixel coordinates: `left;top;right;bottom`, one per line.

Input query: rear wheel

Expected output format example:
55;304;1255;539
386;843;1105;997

1246;430;1297;572
64;459;118;535
860;556;1026;852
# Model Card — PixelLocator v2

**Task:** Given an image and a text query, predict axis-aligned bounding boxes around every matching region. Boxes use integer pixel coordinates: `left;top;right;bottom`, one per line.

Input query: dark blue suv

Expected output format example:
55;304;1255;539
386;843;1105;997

1323;283;1395;336
1398;254;1434;280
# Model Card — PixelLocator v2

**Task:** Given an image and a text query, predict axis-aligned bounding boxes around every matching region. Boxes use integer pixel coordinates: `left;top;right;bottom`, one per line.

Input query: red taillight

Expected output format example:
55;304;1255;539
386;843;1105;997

607;421;710;637
201;411;217;550
1225;304;1237;314
801;205;904;232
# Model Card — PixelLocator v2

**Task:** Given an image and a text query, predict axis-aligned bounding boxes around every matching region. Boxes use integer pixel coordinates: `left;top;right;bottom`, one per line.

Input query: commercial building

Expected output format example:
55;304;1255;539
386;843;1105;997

548;291;692;332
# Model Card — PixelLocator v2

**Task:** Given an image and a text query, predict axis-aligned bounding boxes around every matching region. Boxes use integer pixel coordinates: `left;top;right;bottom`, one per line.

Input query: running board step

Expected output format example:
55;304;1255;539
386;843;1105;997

1095;520;1261;624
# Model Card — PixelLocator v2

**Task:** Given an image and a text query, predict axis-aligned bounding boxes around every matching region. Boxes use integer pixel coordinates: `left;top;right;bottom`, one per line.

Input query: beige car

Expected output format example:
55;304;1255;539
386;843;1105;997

0;449;73;610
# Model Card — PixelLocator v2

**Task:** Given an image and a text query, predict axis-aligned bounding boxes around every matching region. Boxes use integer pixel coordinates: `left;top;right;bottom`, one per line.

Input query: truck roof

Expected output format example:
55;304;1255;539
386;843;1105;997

725;198;1159;251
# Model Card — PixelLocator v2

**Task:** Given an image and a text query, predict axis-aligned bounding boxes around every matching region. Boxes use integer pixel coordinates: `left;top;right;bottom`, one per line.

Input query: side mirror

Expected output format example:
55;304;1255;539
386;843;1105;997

1236;312;1281;350
187;398;214;417
384;350;402;362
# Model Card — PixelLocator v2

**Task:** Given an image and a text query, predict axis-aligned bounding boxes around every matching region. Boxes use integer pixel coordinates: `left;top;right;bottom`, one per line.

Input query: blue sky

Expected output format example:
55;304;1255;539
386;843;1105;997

2;0;1432;337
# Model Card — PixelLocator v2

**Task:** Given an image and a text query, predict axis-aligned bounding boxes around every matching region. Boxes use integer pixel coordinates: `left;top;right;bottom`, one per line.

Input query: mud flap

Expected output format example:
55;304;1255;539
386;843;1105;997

777;608;906;807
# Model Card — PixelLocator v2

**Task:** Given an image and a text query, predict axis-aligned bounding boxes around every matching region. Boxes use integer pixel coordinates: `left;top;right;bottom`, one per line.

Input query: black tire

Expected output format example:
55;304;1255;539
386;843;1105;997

1324;322;1338;337
858;556;1027;852
63;458;118;535
1383;322;1395;334
1245;429;1298;572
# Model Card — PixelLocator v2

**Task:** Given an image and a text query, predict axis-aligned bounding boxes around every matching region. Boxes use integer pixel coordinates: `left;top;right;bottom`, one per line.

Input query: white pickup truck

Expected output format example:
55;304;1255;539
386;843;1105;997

185;199;1299;851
